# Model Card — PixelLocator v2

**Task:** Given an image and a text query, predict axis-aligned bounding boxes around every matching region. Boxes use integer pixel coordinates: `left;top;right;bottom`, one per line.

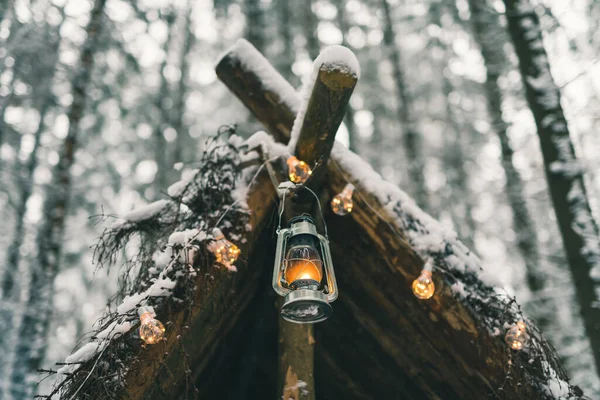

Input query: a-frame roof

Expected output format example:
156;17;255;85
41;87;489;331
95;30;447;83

48;40;583;400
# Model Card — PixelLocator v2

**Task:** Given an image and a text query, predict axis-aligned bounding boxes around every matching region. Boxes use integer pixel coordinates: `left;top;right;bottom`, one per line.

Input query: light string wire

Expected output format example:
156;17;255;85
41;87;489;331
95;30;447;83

276;181;329;239
331;154;531;335
330;157;434;270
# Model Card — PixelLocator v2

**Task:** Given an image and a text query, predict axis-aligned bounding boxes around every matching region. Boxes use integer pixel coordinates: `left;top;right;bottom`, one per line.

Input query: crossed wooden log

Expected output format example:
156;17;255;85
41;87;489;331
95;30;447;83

119;40;581;400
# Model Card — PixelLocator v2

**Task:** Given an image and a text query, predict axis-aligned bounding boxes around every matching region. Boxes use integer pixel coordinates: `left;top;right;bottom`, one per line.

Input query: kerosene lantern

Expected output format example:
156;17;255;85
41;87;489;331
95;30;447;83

272;215;338;323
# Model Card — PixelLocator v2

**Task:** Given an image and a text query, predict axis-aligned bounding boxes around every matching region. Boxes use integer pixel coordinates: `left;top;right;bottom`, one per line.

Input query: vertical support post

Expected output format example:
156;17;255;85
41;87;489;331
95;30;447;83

278;300;316;400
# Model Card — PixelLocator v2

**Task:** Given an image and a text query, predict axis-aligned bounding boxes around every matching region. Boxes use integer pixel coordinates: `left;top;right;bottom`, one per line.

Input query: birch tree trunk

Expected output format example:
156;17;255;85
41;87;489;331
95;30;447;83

503;0;600;376
277;0;295;85
9;1;107;397
380;0;428;210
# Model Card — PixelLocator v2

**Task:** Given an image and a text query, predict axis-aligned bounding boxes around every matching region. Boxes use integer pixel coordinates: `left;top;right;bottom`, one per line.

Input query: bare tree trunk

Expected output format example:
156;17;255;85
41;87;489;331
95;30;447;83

380;0;428;210
504;0;600;376
153;10;176;193
304;0;319;60
2;99;49;297
277;0;296;85
9;0;106;397
333;0;358;153
172;3;193;169
245;0;265;53
0;0;19;152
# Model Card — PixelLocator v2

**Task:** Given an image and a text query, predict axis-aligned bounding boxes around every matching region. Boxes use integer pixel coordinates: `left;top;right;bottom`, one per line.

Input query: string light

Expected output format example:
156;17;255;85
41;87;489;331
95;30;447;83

209;229;241;266
505;321;529;350
138;306;165;345
287;156;312;184
331;183;355;216
412;260;435;300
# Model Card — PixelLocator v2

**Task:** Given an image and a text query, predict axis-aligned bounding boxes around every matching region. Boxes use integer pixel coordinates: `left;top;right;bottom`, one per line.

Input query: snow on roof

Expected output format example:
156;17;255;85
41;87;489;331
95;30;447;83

329;142;498;287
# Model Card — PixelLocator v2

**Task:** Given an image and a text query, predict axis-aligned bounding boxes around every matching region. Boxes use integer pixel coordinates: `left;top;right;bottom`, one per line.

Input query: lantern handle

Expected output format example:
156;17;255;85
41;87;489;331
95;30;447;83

318;233;338;302
272;228;292;296
276;182;328;239
303;186;328;239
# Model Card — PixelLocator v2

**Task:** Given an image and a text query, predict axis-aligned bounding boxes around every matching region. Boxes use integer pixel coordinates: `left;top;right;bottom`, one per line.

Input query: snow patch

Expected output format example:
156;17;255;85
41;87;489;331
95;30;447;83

111;200;171;229
541;361;571;398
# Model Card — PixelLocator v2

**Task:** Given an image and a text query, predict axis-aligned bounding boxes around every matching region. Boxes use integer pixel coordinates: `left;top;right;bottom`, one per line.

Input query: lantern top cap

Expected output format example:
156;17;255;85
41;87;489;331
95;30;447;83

289;214;315;226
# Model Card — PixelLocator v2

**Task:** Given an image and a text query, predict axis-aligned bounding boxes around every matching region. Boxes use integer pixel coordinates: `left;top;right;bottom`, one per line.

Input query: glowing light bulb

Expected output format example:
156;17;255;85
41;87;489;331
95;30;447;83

211;232;241;266
138;307;165;345
331;183;355;216
287;156;312;184
412;269;435;300
284;245;323;289
505;321;529;350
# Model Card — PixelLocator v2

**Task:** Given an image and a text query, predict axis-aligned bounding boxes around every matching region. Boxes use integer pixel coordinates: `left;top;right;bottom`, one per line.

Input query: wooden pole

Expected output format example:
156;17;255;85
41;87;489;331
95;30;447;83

277;47;358;400
278;304;316;400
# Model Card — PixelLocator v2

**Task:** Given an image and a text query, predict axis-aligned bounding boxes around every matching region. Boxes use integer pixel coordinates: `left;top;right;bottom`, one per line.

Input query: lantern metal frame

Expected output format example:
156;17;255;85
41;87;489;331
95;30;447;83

272;215;338;324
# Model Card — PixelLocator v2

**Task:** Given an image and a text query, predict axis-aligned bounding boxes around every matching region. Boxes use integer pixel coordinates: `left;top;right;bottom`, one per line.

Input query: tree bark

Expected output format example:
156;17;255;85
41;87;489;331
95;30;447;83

9;0;107;397
380;0;429;211
504;0;600;376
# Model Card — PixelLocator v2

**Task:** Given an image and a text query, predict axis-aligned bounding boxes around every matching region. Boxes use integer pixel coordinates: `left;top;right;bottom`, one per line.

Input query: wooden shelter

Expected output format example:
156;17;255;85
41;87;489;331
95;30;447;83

47;41;587;400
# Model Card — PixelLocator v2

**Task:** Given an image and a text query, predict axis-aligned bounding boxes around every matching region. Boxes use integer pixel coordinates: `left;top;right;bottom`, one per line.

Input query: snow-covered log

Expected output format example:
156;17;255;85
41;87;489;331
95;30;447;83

215;38;299;144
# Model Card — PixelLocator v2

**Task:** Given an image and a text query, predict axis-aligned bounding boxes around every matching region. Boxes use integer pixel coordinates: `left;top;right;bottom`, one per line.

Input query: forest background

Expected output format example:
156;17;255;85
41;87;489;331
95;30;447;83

0;0;600;398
